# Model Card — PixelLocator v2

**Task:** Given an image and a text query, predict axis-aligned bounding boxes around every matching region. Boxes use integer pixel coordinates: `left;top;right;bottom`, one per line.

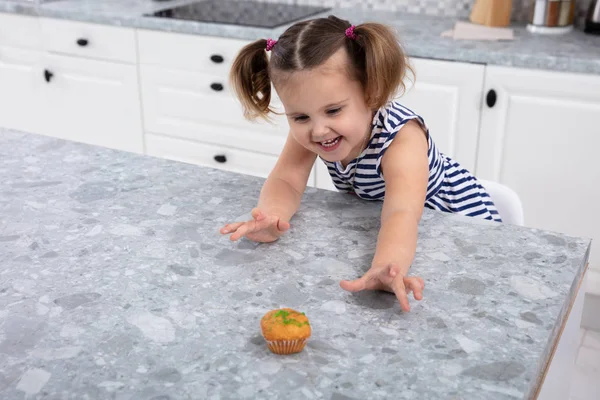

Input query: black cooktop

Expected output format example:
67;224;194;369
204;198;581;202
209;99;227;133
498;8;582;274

147;0;330;29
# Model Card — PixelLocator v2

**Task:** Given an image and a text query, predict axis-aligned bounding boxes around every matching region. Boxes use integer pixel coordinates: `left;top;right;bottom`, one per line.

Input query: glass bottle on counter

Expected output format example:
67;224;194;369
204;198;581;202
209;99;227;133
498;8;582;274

528;0;575;34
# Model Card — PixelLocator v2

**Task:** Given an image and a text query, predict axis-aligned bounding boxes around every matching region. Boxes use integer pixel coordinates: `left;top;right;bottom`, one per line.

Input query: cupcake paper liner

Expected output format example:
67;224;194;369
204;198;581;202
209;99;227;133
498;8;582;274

265;338;309;355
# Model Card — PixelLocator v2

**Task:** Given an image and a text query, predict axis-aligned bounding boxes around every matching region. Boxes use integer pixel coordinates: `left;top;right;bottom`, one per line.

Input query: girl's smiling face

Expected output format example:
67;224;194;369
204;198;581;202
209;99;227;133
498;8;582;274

275;49;374;167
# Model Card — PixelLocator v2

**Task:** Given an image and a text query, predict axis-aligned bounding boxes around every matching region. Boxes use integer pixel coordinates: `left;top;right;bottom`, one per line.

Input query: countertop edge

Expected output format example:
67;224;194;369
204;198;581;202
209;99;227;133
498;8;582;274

527;242;592;399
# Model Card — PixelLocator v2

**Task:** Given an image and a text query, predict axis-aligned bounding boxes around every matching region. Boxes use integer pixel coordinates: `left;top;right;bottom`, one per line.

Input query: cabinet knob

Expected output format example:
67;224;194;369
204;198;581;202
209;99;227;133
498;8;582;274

76;38;89;47
210;83;224;92
210;54;224;63
44;69;54;83
214;154;227;163
486;89;497;108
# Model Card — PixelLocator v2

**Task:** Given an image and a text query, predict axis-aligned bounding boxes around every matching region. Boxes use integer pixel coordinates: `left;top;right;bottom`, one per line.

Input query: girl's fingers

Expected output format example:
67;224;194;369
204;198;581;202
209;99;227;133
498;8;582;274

220;222;244;234
340;270;378;292
388;264;401;278
276;219;290;233
392;277;411;312
251;208;265;221
254;215;276;232
406;277;424;301
223;211;290;242
251;209;289;234
229;219;258;241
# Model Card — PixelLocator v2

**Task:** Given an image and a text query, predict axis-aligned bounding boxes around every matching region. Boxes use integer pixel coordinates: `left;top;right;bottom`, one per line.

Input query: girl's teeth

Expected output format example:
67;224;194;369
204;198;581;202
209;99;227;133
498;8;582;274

321;137;339;147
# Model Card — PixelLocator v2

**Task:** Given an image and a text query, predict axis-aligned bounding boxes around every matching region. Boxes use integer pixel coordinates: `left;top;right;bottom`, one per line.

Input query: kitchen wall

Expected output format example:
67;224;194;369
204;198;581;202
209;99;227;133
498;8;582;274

258;0;592;25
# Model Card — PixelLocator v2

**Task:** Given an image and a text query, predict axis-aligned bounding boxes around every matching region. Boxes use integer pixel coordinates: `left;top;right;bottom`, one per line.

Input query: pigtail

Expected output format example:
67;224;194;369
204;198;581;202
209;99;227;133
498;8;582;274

352;23;414;110
229;39;273;120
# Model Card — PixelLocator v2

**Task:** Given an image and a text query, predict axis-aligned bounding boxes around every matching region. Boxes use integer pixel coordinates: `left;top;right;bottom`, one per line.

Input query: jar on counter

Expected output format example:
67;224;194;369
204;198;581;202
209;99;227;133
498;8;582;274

527;0;575;34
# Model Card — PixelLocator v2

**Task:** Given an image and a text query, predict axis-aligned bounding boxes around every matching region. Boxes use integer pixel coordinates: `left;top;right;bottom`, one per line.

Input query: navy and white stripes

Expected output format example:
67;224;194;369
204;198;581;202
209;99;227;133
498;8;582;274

321;101;502;222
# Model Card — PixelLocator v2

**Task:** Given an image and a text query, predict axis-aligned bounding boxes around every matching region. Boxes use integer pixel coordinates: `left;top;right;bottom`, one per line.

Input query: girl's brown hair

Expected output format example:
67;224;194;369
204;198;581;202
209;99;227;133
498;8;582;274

230;15;413;120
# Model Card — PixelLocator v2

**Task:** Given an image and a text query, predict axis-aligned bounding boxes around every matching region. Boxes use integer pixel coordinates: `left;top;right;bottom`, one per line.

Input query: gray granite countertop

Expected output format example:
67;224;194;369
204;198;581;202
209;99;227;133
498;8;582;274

0;127;591;399
1;0;600;75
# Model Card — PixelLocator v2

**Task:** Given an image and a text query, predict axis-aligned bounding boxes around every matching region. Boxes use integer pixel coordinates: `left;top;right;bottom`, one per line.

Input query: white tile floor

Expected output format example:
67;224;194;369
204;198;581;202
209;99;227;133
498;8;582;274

570;328;600;400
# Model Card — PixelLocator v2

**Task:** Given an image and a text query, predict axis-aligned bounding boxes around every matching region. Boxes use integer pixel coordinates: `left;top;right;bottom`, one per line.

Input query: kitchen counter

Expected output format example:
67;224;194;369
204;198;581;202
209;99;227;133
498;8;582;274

1;0;600;75
0;127;591;399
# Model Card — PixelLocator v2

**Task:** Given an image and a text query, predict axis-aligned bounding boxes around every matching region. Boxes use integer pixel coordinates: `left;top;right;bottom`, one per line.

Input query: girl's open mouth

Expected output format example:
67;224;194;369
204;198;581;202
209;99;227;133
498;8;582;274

318;136;341;152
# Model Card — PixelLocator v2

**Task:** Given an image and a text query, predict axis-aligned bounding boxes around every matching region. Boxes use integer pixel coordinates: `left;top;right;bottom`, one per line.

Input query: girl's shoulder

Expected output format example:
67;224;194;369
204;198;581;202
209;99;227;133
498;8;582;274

373;101;426;134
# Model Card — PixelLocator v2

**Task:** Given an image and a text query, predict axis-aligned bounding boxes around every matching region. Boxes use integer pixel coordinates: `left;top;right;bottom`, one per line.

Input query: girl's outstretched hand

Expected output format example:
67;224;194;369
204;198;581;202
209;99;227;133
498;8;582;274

220;208;290;243
340;263;424;312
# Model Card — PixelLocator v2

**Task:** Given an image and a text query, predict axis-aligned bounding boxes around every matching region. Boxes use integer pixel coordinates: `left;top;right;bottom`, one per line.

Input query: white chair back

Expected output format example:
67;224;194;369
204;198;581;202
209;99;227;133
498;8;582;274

479;179;525;226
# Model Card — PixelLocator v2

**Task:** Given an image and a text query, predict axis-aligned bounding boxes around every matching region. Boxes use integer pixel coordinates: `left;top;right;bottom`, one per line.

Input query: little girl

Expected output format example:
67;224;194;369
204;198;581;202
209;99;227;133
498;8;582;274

220;16;501;312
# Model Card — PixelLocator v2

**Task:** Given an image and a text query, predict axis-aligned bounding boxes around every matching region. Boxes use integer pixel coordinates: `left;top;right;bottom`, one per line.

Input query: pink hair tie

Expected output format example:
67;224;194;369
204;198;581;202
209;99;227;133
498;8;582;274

345;25;357;40
265;38;277;51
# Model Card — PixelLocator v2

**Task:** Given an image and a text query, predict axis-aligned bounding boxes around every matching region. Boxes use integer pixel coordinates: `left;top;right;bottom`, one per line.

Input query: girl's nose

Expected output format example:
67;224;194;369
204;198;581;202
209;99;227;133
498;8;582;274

311;121;330;140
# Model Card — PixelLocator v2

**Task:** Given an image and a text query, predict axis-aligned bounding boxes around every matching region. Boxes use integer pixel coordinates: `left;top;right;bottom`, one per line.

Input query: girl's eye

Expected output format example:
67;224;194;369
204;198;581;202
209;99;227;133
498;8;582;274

294;115;309;122
327;108;342;115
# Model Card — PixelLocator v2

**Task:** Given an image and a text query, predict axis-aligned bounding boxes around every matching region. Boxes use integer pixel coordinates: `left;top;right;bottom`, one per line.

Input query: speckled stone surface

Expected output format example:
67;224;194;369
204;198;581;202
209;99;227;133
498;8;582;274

1;0;599;75
0;128;591;399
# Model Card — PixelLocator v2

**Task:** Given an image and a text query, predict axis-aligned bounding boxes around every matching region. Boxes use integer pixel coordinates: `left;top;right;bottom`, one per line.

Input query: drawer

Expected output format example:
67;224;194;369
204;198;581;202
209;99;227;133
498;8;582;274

145;133;279;179
39;18;136;63
137;29;249;73
145;133;317;186
140;65;289;155
0;46;45;134
0;13;42;49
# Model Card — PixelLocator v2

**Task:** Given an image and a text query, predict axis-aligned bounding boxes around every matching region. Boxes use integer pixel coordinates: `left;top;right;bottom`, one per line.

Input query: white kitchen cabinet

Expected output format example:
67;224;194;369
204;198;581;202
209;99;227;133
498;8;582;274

477;66;600;271
137;29;298;183
40;53;144;153
0;46;45;134
0;13;44;134
0;16;144;154
400;57;485;173
138;64;289;155
0;13;42;49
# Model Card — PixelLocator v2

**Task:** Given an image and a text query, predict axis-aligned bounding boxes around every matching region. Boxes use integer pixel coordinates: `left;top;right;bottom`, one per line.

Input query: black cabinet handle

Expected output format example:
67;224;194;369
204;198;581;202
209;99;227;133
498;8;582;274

44;69;54;83
76;38;89;47
210;83;224;92
210;54;224;63
214;155;227;163
486;89;497;108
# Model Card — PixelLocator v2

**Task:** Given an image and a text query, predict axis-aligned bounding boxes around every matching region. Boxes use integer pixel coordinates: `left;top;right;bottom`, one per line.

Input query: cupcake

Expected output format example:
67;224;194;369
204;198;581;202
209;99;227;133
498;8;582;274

260;308;311;355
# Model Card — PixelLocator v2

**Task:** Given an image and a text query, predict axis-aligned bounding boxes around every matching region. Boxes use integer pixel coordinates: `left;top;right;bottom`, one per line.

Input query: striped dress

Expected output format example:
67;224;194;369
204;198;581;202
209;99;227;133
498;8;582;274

321;101;502;222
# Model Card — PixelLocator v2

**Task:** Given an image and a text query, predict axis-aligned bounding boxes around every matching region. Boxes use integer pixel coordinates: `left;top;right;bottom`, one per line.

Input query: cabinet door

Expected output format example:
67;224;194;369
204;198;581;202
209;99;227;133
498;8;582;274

139;65;289;156
399;57;485;173
477;66;600;270
41;53;144;153
0;46;45;133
